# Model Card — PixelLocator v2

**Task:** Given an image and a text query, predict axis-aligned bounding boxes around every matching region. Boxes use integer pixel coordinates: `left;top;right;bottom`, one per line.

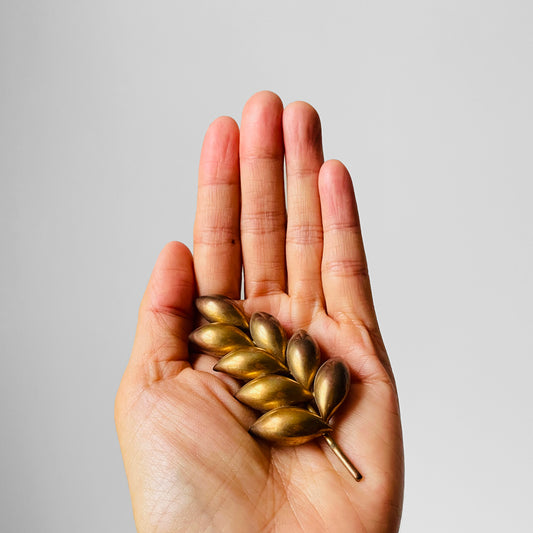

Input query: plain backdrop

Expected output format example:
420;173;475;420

1;1;532;531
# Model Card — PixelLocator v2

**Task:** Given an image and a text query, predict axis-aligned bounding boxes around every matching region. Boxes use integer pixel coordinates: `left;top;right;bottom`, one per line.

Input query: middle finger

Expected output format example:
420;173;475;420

240;91;286;298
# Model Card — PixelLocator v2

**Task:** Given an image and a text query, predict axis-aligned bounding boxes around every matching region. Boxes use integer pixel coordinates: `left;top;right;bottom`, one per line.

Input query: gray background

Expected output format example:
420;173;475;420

1;1;532;531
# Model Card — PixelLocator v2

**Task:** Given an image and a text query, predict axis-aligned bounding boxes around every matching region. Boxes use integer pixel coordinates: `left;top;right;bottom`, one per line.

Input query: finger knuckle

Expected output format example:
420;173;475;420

323;258;369;278
241;209;286;235
286;222;323;245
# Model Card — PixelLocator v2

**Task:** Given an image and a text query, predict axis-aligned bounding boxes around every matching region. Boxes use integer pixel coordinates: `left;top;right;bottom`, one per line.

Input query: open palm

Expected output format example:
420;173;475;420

115;92;404;533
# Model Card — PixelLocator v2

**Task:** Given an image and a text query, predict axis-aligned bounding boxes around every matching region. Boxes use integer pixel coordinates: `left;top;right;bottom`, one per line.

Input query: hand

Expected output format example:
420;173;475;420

115;91;404;533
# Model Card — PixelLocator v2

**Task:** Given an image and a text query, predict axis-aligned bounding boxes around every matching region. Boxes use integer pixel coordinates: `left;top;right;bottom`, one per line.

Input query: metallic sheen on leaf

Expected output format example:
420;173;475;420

189;323;253;357
286;330;321;390
250;407;332;446
249;312;287;362
195;295;249;330
236;375;313;411
213;347;287;380
313;358;351;422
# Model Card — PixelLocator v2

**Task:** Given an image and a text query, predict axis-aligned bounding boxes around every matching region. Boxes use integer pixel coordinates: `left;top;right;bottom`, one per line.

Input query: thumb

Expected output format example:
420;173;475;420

127;241;196;385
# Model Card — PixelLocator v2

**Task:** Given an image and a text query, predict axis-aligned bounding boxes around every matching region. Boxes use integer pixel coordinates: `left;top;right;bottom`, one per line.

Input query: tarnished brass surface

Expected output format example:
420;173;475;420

286;330;321;390
213;347;287;380
195;295;249;330
249;312;287;362
236;375;313;411
313;358;351;422
189;323;253;357
191;295;363;481
250;407;332;446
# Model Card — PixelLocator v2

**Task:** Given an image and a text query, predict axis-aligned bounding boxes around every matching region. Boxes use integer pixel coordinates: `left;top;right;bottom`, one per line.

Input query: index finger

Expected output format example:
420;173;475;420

193;116;242;298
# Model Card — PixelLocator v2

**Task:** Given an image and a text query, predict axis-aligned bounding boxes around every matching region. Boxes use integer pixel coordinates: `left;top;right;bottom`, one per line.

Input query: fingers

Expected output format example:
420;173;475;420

129;242;195;380
239;91;286;298
319;160;378;329
194;116;242;298
194;95;378;333
283;101;325;312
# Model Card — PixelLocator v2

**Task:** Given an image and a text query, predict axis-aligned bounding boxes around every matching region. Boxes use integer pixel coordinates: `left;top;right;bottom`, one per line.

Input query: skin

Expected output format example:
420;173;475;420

115;91;404;533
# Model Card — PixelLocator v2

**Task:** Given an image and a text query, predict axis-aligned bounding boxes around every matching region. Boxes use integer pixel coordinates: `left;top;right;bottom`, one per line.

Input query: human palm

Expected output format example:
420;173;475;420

116;92;404;533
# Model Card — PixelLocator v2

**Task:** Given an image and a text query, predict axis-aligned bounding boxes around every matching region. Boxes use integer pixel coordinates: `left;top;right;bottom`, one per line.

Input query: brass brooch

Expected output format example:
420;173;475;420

189;295;362;481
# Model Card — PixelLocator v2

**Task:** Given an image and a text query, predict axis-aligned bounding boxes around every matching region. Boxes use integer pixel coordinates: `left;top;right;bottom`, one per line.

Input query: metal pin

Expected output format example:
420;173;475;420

323;434;363;482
